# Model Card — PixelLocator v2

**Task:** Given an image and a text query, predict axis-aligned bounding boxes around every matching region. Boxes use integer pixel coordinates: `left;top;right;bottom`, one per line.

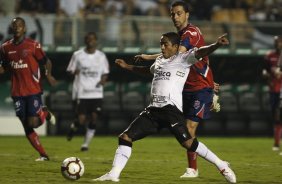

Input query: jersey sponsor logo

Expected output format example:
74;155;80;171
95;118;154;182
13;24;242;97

155;71;171;80
11;59;28;69
152;95;168;103
176;71;185;77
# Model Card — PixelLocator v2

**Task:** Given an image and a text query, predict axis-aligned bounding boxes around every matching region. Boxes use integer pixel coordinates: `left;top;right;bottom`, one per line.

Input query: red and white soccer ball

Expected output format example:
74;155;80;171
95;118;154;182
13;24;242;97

61;157;85;180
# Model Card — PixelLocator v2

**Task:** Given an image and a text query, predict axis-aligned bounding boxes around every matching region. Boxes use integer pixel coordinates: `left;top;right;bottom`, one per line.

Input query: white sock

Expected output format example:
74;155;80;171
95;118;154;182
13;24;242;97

109;145;132;178
195;142;226;170
82;128;95;147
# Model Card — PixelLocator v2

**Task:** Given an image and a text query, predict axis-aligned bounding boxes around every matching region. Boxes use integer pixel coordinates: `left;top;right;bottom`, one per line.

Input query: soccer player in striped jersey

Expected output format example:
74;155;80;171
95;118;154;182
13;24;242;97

0;17;56;161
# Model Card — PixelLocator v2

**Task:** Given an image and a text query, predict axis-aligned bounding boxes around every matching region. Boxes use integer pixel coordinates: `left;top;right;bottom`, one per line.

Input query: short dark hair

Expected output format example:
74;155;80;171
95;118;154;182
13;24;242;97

85;32;97;40
12;17;26;26
171;1;189;13
162;32;180;45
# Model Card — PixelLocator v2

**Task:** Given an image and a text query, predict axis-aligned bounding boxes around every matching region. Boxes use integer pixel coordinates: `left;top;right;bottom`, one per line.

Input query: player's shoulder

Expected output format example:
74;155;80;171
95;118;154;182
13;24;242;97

24;38;39;45
265;50;276;58
73;48;85;56
182;24;202;38
1;39;13;48
95;49;106;56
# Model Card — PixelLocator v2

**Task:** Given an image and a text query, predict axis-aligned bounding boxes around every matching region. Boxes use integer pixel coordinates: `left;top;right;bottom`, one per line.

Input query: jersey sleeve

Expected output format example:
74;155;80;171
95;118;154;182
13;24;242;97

34;42;47;64
181;48;198;65
66;53;78;74
102;54;110;74
180;28;202;50
0;45;8;67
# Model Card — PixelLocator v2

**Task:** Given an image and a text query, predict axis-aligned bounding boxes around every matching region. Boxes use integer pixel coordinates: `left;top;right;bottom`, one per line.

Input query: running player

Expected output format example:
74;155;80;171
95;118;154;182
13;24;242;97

262;35;282;152
92;32;236;183
0;17;56;161
66;32;109;151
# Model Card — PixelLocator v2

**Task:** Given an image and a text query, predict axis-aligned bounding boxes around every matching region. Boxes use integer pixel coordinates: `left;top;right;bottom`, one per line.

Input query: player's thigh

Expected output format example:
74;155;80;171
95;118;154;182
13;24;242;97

183;88;213;122
123;110;159;142
77;99;102;115
26;94;43;117
12;96;26;119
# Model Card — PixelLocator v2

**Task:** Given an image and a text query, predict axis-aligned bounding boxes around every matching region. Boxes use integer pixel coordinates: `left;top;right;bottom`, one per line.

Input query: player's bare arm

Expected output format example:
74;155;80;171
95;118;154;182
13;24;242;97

214;82;220;93
134;53;161;62
195;34;229;60
115;59;151;75
96;74;108;87
45;59;57;86
0;66;4;74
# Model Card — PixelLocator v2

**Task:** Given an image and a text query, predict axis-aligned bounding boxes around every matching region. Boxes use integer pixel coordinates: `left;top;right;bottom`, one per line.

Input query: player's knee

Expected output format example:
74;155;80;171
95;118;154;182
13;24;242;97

118;135;132;147
27;117;40;128
182;138;199;152
88;122;96;129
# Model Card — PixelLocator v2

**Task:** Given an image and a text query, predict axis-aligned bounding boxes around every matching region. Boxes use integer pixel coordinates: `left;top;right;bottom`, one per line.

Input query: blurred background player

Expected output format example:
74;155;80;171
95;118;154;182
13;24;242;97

93;32;236;183
66;32;109;151
0;17;56;161
262;35;282;152
134;0;220;178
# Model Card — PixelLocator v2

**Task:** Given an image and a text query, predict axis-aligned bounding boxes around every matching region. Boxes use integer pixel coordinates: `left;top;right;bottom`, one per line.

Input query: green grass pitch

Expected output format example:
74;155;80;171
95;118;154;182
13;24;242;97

0;136;281;184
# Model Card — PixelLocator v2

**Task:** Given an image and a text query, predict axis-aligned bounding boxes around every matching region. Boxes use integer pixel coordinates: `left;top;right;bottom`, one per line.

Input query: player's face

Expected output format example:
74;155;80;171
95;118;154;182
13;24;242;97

170;5;189;31
275;38;282;51
160;36;178;59
11;19;26;39
85;34;97;48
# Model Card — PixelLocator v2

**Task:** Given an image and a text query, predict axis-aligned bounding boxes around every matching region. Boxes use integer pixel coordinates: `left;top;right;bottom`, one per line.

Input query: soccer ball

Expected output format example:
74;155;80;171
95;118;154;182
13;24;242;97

61;157;85;180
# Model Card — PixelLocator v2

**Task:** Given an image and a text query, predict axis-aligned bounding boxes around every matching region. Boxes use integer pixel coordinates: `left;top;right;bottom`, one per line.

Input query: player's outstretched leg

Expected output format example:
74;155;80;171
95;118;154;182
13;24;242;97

194;141;236;183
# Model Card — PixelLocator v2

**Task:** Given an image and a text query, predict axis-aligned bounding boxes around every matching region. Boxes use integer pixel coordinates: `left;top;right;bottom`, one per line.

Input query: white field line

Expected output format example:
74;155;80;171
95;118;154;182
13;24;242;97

1;153;282;168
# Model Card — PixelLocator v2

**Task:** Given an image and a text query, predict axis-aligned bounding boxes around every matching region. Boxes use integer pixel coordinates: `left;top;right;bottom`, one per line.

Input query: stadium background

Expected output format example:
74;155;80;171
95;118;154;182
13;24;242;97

0;0;281;136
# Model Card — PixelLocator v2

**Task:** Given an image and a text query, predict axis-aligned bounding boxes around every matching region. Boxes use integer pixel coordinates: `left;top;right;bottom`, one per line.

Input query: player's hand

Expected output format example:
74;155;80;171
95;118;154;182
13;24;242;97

46;75;57;86
210;94;221;112
115;59;128;69
134;54;150;62
213;82;220;93
217;33;229;46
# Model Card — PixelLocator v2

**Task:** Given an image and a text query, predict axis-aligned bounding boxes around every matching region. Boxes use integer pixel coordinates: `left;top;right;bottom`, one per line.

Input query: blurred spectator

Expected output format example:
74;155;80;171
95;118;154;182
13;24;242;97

84;0;106;16
103;0;126;46
55;0;85;45
15;0;41;15
40;0;58;14
57;0;85;17
134;0;158;16
0;0;16;15
84;0;106;40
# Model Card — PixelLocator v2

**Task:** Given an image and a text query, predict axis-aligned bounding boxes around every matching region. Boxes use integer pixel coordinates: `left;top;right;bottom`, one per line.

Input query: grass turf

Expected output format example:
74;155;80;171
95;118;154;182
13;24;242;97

0;136;281;184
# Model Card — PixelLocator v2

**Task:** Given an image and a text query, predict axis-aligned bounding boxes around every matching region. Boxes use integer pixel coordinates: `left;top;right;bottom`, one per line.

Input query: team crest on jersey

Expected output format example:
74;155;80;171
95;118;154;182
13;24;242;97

33;99;39;108
193;100;201;109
